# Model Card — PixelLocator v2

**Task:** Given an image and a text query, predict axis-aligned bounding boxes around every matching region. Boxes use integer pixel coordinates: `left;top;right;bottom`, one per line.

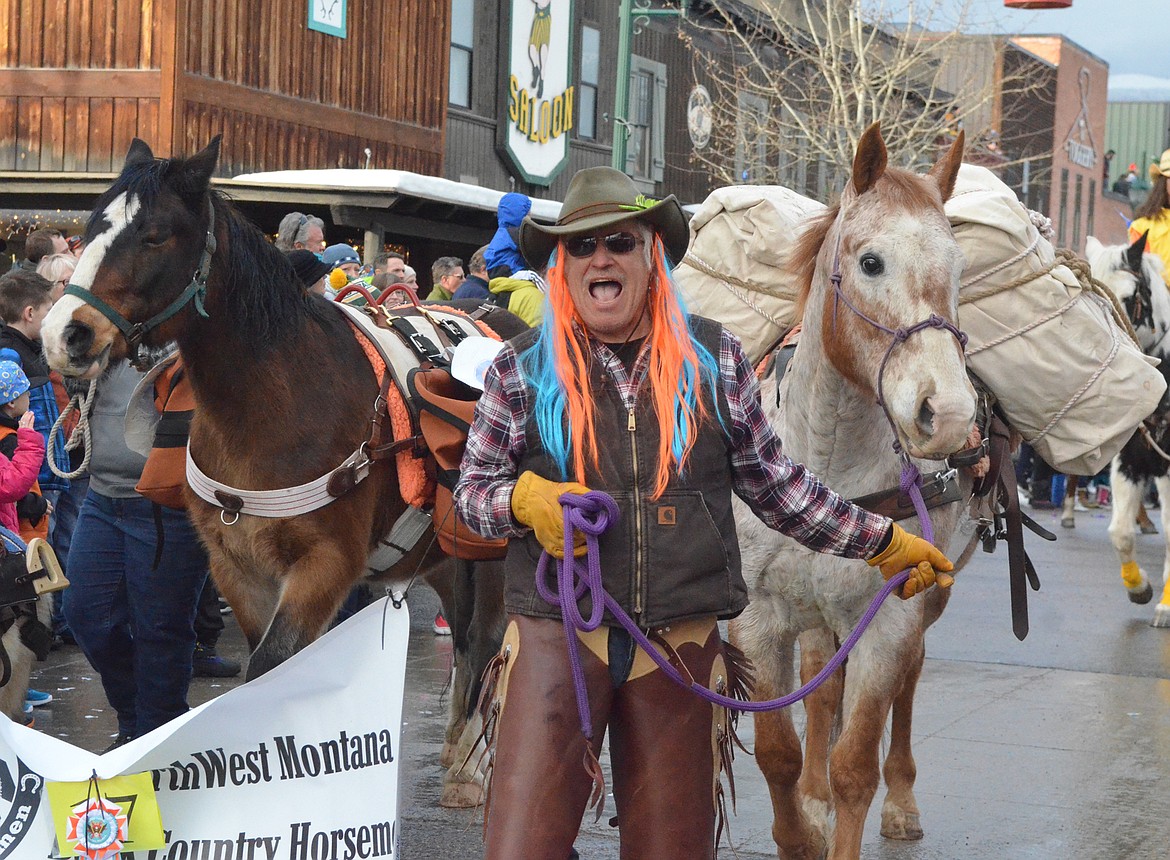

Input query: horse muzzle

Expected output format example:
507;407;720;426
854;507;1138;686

46;322;112;379
900;392;976;460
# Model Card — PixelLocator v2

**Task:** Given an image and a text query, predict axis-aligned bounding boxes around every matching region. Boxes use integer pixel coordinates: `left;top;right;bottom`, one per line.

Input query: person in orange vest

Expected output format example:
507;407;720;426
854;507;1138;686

0;350;49;541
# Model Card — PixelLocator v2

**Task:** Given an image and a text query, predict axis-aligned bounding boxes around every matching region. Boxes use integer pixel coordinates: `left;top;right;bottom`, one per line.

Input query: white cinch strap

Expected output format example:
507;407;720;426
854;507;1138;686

185;445;370;522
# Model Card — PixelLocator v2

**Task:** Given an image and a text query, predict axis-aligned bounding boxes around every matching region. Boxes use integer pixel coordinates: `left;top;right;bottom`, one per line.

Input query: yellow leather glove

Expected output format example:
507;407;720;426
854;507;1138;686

511;471;591;558
866;523;955;599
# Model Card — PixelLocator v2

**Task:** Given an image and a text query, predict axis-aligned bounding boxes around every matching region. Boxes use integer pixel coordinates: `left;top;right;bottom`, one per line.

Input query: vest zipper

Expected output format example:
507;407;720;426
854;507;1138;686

629;406;644;618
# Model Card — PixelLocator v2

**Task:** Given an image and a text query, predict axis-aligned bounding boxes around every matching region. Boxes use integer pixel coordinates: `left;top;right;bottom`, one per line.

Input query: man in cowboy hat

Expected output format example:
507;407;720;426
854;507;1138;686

454;166;953;859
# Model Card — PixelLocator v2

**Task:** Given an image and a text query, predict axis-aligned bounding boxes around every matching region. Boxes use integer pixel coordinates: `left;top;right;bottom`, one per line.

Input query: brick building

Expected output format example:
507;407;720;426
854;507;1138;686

1012;36;1121;248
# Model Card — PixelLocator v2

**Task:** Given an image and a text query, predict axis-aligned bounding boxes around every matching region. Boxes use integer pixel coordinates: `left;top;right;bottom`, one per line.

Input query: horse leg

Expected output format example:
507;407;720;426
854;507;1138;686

1107;470;1153;605
880;635;925;841
826;642;898;860
1152;474;1170;628
733;622;826;860
1136;502;1158;535
1060;476;1077;528
796;628;841;825
208;552;278;653
247;542;362;680
441;558;506;809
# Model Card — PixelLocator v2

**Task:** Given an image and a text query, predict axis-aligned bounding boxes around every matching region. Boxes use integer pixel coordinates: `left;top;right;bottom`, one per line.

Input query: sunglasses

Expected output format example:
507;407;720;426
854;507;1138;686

563;231;642;259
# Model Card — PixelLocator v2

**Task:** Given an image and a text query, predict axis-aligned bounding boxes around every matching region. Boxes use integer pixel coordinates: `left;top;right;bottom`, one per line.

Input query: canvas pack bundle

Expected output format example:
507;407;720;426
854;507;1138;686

674;185;824;364
945;164;1165;475
407;367;507;561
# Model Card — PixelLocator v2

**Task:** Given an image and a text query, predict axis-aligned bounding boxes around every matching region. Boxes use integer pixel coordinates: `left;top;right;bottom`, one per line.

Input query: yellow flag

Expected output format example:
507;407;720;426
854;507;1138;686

46;772;165;858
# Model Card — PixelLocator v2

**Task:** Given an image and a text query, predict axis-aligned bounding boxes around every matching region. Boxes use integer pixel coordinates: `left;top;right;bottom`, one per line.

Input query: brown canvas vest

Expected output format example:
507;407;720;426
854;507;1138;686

503;316;747;628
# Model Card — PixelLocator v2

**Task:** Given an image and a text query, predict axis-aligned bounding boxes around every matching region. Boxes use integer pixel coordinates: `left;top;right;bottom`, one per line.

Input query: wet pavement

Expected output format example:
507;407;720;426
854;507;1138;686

23;502;1170;858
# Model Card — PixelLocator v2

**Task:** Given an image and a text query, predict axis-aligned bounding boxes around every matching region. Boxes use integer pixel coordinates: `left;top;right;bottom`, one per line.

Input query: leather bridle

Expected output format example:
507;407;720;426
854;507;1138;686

64;201;216;370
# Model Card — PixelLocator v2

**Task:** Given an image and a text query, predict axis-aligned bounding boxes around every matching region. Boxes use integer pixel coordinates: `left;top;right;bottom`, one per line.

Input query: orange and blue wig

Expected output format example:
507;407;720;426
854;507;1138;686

520;237;722;500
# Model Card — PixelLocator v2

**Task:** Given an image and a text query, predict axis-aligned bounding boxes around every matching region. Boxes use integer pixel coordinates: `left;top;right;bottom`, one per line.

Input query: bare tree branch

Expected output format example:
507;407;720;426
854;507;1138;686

680;0;1054;199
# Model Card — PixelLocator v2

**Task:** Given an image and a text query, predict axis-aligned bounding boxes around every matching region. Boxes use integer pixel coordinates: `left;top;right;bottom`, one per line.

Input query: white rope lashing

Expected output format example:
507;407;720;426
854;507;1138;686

47;379;96;480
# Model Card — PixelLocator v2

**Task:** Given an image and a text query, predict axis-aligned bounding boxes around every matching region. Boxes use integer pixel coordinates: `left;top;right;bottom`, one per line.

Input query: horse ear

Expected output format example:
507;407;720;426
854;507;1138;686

184;135;222;188
125;138;155;167
928;130;964;203
168;136;222;205
1084;235;1103;261
850;123;888;197
1128;230;1150;272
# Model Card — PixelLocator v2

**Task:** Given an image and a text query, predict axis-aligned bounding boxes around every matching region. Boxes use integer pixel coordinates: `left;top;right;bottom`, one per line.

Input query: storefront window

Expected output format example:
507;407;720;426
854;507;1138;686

579;26;600;139
449;0;474;108
625;55;666;189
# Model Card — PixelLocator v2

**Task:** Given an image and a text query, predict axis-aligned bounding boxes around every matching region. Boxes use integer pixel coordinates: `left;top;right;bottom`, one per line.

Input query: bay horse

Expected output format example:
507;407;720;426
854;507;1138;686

731;124;973;859
1086;232;1170;627
40;137;520;801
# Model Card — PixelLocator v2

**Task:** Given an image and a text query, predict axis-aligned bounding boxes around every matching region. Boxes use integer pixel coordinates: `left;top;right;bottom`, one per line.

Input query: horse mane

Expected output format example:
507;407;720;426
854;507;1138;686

790;205;838;321
90;156;331;353
789;167;947;319
211;191;333;351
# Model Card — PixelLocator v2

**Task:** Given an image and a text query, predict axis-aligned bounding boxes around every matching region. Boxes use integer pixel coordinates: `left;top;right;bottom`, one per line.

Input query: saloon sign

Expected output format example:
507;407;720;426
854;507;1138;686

504;0;576;186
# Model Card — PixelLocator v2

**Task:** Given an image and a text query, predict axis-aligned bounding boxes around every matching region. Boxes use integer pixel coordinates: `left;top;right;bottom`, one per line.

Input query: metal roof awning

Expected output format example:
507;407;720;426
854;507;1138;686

227;169;563;245
1;169;564;247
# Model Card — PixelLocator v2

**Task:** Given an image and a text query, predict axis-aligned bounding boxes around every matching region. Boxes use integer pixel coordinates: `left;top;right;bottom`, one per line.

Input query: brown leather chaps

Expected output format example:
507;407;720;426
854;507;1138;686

483;614;728;860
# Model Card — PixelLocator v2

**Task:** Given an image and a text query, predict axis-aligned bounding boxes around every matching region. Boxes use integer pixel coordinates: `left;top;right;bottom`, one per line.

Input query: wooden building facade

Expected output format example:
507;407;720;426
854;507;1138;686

0;0;447;177
445;0;719;205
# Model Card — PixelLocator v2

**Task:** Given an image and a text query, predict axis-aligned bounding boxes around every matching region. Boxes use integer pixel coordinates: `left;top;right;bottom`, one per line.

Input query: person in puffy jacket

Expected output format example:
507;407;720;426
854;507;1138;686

0;359;46;536
487;270;546;327
484;193;532;277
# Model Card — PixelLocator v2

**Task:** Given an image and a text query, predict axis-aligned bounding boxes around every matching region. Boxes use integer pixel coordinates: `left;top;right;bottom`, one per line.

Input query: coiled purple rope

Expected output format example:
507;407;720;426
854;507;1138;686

535;484;928;742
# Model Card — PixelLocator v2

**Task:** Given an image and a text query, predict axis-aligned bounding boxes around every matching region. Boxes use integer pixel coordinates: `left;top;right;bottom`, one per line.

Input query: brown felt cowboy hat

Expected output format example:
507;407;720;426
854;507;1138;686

519;167;690;269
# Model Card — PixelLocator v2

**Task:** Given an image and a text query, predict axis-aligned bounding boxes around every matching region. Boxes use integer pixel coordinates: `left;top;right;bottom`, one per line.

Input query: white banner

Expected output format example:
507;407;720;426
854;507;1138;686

0;599;409;859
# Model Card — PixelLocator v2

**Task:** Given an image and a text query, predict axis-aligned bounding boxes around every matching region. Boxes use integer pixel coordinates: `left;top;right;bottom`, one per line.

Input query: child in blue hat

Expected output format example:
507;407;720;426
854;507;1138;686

0;350;48;540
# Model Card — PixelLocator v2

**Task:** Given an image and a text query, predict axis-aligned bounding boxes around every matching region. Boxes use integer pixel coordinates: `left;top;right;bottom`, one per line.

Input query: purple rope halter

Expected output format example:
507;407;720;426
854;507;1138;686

826;216;969;518
536;492;920;745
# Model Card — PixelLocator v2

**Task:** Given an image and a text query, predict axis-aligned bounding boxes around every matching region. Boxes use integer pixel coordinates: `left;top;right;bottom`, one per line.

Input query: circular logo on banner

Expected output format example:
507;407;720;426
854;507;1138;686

66;798;127;860
0;755;42;857
687;85;713;150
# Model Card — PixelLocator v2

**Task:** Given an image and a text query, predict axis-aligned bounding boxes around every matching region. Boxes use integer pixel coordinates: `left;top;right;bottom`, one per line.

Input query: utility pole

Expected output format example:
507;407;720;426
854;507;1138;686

611;1;686;170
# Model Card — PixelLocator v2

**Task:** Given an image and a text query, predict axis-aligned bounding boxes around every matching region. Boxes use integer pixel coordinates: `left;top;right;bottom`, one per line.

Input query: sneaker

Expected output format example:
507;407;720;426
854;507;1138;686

433;612;452;636
21;702;33;727
103;733;134;753
218;597;233;615
24;689;52;708
192;644;242;678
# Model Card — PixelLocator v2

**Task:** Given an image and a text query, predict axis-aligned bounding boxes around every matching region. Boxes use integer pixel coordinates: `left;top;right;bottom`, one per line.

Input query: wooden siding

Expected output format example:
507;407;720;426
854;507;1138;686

181;0;447;134
1;0;446;177
0;0;158;69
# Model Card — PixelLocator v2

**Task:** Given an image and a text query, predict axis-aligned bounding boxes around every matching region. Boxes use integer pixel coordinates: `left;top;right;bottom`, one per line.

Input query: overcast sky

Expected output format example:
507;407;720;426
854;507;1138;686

982;0;1168;80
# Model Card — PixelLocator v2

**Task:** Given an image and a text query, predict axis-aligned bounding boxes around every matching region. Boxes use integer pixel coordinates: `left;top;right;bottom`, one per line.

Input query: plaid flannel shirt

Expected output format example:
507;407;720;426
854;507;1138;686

454;327;890;560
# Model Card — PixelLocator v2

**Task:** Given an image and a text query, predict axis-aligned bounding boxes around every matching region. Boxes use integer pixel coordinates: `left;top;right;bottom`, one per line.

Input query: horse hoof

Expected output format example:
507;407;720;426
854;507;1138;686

1128;583;1154;605
881;810;924;841
1140;523;1159;535
1151;605;1170;629
439;780;486;808
1061;516;1075;529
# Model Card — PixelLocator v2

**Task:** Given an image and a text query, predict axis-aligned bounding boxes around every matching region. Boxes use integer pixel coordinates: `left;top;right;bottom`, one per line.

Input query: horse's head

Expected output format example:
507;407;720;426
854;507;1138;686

1086;232;1169;352
796;123;975;460
43;136;222;377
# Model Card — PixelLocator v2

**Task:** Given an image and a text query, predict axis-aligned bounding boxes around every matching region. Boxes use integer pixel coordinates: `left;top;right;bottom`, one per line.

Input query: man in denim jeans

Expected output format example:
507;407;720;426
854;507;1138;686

63;359;208;751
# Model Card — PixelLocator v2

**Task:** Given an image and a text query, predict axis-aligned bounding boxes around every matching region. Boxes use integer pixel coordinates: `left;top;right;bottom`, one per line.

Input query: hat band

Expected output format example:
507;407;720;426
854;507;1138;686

557;201;646;227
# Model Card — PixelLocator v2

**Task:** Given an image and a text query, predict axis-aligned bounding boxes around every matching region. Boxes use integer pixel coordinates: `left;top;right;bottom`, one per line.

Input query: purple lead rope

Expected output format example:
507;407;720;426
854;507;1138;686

536;476;930;742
